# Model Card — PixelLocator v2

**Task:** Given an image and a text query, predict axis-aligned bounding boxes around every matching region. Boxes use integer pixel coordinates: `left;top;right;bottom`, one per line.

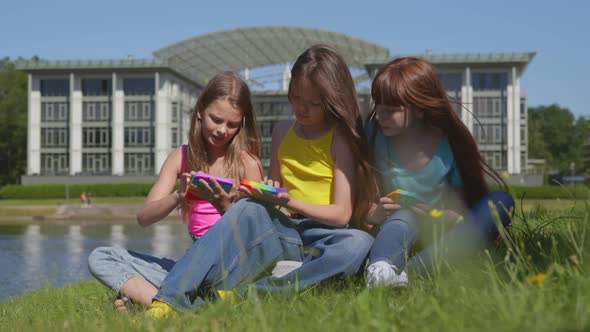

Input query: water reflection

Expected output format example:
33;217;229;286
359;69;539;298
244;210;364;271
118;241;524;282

110;225;127;248
0;222;191;298
152;224;174;258
23;225;43;282
67;225;85;267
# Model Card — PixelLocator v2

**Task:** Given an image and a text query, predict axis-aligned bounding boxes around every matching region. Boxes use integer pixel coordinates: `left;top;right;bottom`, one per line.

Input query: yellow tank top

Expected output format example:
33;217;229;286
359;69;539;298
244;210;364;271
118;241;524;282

278;123;335;205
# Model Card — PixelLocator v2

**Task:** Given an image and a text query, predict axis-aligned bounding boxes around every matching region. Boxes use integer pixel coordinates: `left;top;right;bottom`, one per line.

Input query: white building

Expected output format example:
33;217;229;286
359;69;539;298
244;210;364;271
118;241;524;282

16;26;534;184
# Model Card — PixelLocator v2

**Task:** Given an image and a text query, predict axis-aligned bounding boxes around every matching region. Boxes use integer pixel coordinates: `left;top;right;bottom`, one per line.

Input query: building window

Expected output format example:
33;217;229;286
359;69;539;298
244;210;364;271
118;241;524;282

123;78;155;96
472;72;508;91
58;103;68;121
41;128;69;147
42;102;54;121
494;126;502;143
125;101;153;121
171;102;179;122
83;128;111;147
84;102;111;121
41;102;69;122
142;102;151;119
82;153;111;174
171;128;179;147
438;73;462;92
124;127;153;147
40;153;69;175
125;153;154;174
86;102;96;120
41;79;69;96
82;79;112;96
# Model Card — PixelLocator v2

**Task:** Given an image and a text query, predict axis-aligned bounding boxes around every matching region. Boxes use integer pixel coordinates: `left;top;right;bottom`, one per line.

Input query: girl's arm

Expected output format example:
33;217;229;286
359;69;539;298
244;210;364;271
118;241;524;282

241;150;264;182
284;128;355;227
136;147;186;227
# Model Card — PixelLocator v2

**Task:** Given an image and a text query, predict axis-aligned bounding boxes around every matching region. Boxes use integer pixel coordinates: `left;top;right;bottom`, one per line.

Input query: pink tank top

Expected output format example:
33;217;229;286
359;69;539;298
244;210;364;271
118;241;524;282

181;145;222;237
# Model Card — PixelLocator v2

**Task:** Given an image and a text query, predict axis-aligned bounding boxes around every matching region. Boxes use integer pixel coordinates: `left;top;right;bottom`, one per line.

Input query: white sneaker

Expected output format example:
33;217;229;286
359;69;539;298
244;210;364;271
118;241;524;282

271;260;303;278
366;261;408;288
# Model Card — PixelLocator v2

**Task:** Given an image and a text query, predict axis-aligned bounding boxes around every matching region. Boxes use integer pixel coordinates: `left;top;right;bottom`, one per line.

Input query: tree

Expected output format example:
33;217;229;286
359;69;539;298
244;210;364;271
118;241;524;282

0;60;27;186
574;116;590;174
528;104;583;174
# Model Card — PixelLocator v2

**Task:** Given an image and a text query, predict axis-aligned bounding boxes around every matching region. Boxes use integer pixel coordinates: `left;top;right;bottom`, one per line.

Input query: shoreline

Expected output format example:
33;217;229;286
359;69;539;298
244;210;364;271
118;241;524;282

0;202;182;225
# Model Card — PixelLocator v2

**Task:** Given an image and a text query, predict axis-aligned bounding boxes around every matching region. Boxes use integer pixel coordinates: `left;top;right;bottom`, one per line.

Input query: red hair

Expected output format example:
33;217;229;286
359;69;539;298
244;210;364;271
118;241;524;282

368;57;504;208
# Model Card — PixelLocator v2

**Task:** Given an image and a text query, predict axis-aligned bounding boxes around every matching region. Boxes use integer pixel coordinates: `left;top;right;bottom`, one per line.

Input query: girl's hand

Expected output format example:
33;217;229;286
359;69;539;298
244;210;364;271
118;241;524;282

173;172;192;204
238;179;291;207
197;177;237;214
366;196;401;225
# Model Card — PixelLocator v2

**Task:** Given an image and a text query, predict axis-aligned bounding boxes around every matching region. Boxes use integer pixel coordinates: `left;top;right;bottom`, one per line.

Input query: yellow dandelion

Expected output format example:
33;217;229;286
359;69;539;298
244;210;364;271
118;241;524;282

527;272;546;285
429;209;444;218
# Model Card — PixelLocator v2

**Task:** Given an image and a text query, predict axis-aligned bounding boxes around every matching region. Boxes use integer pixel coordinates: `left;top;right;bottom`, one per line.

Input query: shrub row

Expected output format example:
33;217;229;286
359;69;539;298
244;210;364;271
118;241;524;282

0;183;588;200
495;185;590;200
0;183;153;199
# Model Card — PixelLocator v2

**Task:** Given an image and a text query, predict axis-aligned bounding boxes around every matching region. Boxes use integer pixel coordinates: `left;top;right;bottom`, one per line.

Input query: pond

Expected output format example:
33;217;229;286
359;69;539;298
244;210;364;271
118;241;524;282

0;222;192;298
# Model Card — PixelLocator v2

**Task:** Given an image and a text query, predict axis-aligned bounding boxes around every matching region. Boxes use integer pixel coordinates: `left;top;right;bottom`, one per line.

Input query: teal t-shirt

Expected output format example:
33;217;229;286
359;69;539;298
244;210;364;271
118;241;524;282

366;123;463;208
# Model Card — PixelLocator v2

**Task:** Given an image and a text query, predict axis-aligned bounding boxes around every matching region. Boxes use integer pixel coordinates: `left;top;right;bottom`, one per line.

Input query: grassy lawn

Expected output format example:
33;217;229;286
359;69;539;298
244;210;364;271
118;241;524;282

1;200;589;331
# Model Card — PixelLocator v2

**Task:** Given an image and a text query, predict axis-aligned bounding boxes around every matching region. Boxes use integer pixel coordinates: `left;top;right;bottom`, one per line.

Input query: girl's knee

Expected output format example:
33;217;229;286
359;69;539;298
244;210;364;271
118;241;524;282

383;209;418;233
87;246;113;276
345;229;374;253
480;191;514;227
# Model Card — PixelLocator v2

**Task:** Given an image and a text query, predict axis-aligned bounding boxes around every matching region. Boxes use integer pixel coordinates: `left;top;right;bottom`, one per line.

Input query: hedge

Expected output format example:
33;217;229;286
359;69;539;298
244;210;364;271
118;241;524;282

1;183;588;200
493;185;590;200
0;183;154;199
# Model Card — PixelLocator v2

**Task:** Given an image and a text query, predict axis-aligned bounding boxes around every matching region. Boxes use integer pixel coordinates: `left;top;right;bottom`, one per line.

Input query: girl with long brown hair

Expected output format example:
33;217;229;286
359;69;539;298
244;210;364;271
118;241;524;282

88;71;263;311
364;57;514;287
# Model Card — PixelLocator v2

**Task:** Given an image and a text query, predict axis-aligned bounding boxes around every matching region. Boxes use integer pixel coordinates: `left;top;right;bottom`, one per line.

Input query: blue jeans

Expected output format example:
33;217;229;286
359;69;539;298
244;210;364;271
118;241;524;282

88;247;177;292
369;191;514;274
154;198;373;311
87;235;197;293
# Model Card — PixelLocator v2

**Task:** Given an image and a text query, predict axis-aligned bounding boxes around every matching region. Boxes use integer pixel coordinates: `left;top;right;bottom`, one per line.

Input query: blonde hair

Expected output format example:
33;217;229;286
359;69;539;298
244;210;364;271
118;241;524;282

182;71;260;217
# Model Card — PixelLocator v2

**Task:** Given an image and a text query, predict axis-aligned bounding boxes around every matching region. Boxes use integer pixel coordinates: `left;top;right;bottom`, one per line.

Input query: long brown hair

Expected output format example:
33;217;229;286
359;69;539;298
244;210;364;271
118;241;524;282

289;44;378;230
183;71;260;215
368;57;504;208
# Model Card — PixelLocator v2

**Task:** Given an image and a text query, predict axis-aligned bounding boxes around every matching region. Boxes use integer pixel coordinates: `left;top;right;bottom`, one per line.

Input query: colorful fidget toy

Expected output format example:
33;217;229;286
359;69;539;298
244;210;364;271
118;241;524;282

240;179;287;195
386;189;428;207
190;171;234;193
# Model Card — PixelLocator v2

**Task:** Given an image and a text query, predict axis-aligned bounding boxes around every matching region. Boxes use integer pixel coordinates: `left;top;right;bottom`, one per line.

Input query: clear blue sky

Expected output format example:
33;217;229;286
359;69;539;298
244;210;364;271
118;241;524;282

2;0;588;116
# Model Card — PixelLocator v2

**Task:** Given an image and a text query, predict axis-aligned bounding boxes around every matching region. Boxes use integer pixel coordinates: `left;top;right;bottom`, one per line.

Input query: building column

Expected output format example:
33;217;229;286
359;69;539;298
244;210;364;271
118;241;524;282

28;74;41;175
69;73;83;175
155;72;170;175
461;67;473;133
506;67;521;174
511;67;521;174
112;73;125;175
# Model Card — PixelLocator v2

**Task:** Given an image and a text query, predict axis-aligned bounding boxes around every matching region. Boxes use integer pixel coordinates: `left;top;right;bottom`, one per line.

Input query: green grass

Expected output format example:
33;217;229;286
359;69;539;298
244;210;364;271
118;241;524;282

1;201;589;331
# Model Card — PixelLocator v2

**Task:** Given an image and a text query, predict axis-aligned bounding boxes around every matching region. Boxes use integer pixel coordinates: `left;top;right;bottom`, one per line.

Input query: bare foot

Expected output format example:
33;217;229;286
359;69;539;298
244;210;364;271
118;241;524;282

114;298;129;313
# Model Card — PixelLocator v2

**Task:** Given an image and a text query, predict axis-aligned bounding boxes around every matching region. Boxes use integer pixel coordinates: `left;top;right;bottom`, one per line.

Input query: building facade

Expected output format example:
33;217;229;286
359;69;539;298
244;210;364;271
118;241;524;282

17;27;534;184
22;61;199;183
